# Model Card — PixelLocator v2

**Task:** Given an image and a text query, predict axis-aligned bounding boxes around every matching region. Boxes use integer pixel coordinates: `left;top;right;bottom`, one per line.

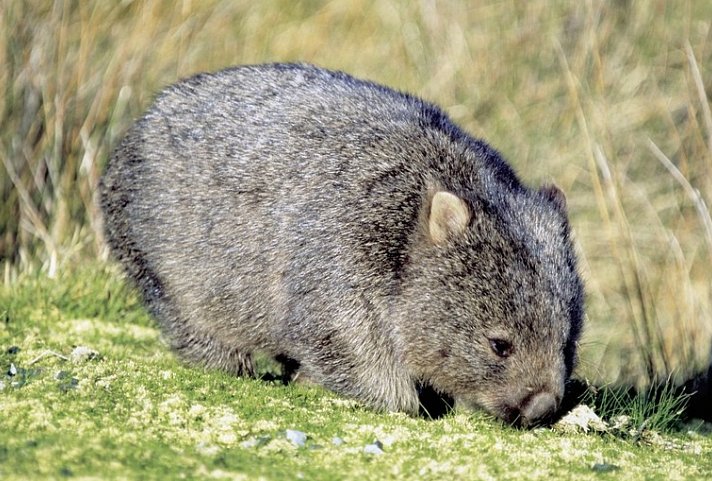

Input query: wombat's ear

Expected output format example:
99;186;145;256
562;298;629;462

540;184;567;212
428;191;471;244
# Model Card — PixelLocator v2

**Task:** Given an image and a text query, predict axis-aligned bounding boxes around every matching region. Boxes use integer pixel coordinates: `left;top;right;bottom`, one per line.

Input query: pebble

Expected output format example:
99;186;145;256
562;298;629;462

331;436;345;446
363;440;384;455
240;438;260;448
610;415;631;431
70;346;99;363
553;404;608;433
240;436;270;448
591;463;620;473
8;363;17;376
195;442;220;456
286;429;307;447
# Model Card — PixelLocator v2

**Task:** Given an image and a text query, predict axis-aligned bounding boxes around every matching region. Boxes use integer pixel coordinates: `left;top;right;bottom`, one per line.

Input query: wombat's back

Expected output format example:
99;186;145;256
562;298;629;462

101;63;516;330
101;63;583;422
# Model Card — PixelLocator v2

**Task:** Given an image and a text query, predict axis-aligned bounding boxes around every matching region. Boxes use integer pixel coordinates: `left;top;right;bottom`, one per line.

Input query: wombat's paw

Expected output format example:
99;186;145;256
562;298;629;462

209;349;256;378
174;337;256;378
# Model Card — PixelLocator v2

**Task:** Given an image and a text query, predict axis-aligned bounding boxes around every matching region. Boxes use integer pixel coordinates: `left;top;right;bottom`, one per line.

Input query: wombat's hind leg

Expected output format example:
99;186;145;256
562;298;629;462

172;331;255;377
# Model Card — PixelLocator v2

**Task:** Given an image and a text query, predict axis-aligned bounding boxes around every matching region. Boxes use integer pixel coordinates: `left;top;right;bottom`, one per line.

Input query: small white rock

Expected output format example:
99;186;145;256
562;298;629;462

331;436;345;446
240;438;260;448
554;404;608;433
70;346;99;363
611;415;631;431
196;442;220;456
188;404;206;418
240;436;270;448
363;440;384;455
286;429;307;447
8;363;17;376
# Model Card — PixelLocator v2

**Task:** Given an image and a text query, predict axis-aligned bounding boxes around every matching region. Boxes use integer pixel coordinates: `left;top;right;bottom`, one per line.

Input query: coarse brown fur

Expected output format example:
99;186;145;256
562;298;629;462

100;63;584;426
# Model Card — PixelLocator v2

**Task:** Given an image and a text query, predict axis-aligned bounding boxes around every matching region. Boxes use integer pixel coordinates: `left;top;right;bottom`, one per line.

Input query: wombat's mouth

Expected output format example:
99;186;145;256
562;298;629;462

497;406;555;428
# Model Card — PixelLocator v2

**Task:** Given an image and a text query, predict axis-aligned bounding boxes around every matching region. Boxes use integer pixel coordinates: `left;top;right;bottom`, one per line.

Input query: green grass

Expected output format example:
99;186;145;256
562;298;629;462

2;0;711;388
581;380;693;435
1;265;710;480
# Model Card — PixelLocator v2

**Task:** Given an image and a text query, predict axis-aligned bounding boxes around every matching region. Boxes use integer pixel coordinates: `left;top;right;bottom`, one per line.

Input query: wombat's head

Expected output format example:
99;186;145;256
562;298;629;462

399;184;584;427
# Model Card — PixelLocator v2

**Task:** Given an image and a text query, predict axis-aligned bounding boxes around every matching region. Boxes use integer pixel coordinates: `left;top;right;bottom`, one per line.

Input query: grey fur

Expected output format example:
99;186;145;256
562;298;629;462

100;63;584;425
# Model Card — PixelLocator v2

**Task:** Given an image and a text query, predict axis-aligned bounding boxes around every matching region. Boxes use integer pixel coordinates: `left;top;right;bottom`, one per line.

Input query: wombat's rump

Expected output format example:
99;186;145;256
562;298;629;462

100;63;584;426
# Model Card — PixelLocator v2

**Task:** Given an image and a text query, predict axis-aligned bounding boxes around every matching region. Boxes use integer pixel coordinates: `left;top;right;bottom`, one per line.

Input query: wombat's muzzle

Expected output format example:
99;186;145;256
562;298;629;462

498;385;562;428
518;391;559;427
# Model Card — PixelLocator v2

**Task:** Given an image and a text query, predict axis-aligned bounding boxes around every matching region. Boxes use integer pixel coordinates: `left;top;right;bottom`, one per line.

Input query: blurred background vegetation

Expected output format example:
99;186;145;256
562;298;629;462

1;0;711;390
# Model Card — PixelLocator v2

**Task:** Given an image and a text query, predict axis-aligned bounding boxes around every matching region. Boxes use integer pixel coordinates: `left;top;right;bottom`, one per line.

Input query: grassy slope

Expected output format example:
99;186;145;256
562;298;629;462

2;0;712;386
1;266;710;480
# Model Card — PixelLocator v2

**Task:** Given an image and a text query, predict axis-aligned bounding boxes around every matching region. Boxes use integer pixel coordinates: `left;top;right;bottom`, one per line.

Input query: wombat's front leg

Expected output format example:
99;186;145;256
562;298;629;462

294;356;420;414
352;364;421;414
171;328;255;377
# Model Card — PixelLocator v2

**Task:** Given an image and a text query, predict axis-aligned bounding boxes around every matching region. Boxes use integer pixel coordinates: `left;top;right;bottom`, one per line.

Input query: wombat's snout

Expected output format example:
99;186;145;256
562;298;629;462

505;388;562;427
519;391;559;426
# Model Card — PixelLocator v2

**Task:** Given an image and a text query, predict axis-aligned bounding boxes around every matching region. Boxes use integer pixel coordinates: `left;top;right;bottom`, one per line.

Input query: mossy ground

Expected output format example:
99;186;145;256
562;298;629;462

1;265;710;480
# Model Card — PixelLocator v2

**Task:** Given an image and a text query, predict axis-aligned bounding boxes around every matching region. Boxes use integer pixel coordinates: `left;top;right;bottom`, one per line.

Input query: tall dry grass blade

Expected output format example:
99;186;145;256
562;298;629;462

685;42;712;157
553;36;665;385
593;144;673;383
0;148;56;263
592;145;653;382
648;138;712;261
554;38;610;226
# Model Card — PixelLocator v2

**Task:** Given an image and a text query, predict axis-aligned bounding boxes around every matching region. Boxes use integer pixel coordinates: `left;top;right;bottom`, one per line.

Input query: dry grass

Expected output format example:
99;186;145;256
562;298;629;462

1;0;710;386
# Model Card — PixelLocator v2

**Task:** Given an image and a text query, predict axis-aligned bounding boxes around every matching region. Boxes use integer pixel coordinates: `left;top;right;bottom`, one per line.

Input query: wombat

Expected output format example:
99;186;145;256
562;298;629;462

100;63;584;426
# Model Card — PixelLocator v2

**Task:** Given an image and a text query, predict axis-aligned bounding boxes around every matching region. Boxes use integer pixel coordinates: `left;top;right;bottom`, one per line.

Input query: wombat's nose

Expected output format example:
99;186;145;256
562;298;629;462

519;391;558;426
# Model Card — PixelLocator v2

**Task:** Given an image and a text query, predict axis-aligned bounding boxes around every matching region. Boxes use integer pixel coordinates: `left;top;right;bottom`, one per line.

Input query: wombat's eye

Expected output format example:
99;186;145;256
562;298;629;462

489;338;513;358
